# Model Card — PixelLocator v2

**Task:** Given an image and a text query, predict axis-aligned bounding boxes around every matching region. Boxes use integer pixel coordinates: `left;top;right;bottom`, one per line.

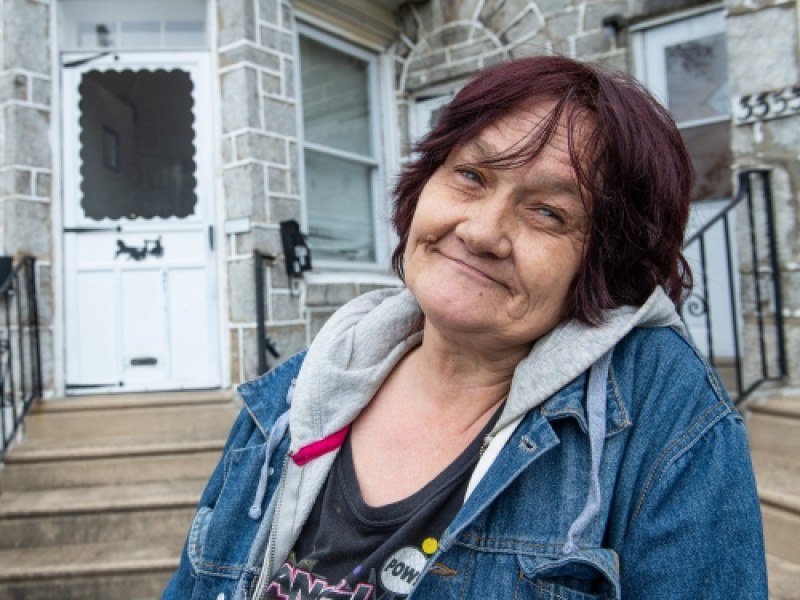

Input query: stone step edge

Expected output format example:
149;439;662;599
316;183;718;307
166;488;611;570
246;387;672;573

760;488;800;515
0;557;178;583
747;395;800;420
0;493;201;519
766;552;800;600
5;439;226;463
34;389;236;413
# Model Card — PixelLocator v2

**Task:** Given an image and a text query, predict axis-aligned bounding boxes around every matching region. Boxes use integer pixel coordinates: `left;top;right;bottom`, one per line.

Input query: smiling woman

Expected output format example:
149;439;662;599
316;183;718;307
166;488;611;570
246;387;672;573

164;56;766;600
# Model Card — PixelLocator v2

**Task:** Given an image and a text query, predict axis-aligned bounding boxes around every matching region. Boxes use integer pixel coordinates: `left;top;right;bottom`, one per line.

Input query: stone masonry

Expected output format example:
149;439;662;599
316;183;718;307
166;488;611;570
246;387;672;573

0;0;54;391
217;0;308;383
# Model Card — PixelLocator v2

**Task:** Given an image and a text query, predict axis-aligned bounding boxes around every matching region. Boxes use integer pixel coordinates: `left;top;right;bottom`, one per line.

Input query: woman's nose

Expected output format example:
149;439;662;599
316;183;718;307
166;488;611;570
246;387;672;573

455;192;513;258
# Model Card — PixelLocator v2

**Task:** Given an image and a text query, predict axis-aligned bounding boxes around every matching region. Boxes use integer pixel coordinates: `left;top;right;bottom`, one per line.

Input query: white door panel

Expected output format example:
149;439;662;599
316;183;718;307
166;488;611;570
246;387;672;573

70;269;118;385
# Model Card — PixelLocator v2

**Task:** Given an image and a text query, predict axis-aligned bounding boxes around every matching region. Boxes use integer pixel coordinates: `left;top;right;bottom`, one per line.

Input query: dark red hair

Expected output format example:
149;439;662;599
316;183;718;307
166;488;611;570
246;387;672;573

392;55;693;324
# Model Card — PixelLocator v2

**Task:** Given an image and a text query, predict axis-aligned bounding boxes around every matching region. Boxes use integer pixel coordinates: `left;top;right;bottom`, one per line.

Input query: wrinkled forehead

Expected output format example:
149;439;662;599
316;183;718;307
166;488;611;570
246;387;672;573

455;100;597;173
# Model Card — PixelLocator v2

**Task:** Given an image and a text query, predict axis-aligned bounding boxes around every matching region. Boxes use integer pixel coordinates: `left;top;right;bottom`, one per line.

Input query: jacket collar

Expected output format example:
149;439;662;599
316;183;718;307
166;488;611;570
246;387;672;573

237;351;307;437
538;367;631;438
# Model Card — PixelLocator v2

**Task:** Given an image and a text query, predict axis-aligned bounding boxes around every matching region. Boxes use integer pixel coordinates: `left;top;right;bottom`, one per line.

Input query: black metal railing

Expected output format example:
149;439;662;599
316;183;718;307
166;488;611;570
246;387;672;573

1;256;42;459
254;250;281;376
681;169;786;404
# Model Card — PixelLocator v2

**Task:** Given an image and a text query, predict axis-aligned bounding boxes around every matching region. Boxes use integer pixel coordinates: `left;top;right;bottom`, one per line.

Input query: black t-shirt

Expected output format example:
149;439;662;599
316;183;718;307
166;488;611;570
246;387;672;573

262;410;500;600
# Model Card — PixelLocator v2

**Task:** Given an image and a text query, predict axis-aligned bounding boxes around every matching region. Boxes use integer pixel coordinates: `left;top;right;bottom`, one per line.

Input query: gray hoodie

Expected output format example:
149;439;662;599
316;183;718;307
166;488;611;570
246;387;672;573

250;285;682;597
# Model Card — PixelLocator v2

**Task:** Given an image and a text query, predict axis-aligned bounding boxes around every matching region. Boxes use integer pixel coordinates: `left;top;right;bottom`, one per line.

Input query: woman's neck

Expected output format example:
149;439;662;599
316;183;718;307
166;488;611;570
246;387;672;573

397;324;529;423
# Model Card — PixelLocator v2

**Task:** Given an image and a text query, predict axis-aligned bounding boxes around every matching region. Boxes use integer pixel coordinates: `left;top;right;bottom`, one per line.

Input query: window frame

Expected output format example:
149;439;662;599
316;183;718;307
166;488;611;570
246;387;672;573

295;22;390;270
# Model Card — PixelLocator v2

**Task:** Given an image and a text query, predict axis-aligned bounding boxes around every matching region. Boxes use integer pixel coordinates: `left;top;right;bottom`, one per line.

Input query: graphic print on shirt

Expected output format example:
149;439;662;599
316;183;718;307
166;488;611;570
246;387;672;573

264;561;375;599
264;543;433;599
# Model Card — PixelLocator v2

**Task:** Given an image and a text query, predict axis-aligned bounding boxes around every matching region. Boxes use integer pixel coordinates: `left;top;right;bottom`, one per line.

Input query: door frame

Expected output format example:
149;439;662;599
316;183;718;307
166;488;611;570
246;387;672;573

58;49;223;394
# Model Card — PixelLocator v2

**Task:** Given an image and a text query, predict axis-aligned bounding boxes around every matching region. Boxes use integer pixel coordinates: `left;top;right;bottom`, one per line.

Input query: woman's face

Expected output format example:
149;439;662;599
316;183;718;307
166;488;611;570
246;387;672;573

403;105;590;354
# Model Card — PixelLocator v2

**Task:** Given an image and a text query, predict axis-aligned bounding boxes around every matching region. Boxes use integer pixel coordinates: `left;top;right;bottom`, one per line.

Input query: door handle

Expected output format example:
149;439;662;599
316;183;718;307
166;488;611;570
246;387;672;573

114;237;164;261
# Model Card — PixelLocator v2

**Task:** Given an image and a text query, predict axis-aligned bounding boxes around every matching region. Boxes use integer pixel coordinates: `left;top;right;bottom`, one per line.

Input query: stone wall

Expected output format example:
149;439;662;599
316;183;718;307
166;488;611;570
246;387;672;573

0;0;53;391
393;0;638;156
217;0;309;383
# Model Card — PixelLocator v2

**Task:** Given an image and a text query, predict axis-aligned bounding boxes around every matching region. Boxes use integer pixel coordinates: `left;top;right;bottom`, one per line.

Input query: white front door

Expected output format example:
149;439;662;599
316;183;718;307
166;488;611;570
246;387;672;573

62;51;220;393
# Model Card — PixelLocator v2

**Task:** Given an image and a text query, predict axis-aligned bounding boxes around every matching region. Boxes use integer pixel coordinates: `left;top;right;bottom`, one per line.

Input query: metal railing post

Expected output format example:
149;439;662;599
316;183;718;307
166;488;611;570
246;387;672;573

254;251;280;377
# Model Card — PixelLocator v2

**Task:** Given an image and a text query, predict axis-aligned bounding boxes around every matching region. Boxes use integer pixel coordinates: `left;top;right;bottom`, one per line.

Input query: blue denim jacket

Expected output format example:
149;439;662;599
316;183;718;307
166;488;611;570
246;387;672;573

163;326;767;599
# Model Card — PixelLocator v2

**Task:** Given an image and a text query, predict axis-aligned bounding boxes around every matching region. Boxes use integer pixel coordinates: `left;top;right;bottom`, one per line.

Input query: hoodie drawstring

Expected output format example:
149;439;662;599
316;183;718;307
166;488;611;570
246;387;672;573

248;380;295;520
563;348;614;555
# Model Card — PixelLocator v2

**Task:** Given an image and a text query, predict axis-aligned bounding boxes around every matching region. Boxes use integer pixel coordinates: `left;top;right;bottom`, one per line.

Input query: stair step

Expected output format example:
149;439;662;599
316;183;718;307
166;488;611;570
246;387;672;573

35;389;235;412
19;401;239;450
761;498;800;566
0;540;180;581
0;480;204;549
0;572;173;600
0;547;177;600
767;553;800;600
1;443;223;491
752;451;800;566
753;452;800;508
749;392;800;420
747;394;800;457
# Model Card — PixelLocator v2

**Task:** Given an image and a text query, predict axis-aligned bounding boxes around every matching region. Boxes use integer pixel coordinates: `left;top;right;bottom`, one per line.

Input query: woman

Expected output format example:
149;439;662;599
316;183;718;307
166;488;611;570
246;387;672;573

164;56;766;599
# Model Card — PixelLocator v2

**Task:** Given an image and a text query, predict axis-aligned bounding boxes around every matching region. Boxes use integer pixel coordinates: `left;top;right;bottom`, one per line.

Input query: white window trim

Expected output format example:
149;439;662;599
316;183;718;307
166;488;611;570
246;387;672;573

294;21;393;271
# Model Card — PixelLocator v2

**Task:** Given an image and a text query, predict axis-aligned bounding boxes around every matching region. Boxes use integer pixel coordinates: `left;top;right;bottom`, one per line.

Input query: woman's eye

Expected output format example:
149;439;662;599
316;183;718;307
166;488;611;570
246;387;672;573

530;206;564;224
456;168;482;184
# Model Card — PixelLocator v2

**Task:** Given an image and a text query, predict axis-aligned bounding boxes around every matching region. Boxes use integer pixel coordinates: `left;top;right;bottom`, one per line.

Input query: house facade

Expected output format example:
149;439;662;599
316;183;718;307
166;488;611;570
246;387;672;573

1;0;798;396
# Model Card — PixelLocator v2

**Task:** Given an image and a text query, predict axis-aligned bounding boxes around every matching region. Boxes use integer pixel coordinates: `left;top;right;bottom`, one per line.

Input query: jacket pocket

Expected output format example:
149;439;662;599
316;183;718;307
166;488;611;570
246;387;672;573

187;506;214;572
516;550;620;600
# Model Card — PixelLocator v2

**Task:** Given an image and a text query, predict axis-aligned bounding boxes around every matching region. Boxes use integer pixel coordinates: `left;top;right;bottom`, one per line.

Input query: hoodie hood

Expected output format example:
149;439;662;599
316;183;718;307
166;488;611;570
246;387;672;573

288;285;682;452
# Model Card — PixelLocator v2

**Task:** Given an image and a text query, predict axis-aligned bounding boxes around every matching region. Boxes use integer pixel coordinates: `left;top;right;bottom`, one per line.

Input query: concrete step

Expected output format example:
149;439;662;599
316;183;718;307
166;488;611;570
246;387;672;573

1;441;223;491
19;392;238;451
0;479;204;549
751;450;800;597
747;393;800;457
768;553;800;600
0;541;178;600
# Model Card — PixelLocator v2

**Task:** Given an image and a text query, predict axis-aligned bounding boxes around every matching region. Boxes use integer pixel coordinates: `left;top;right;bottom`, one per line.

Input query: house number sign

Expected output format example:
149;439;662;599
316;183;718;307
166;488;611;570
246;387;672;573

735;84;800;124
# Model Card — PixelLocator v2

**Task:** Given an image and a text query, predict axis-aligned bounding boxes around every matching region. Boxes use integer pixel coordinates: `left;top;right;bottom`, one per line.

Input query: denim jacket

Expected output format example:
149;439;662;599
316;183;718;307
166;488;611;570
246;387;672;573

163;290;766;600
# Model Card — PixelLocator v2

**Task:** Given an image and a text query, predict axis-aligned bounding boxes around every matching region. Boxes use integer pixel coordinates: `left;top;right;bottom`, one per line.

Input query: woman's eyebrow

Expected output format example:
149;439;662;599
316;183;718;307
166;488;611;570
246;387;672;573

458;138;498;160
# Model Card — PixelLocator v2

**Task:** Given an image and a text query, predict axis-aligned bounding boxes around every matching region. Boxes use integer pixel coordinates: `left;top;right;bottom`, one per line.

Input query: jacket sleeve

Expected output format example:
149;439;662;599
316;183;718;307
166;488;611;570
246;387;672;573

618;412;768;599
161;403;261;599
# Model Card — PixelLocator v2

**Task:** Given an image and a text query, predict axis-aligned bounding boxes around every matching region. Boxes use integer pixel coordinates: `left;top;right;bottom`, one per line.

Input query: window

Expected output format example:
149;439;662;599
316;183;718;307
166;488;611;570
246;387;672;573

298;26;384;264
59;0;207;50
634;8;731;202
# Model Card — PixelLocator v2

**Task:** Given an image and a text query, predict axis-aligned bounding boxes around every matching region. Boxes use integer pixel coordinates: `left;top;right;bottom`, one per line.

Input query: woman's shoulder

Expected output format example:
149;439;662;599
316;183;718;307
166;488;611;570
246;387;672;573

611;324;737;433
